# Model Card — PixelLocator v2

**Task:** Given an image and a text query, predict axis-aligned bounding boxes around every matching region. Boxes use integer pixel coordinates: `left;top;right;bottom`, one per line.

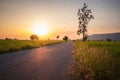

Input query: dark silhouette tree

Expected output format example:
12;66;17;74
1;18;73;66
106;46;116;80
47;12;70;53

77;3;94;41
5;38;11;40
106;39;111;41
30;34;39;40
63;36;68;41
56;35;59;40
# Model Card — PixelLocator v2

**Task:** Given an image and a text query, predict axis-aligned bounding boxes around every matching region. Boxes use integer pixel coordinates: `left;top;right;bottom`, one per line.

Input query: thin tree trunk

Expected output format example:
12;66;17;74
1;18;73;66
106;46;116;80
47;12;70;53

83;31;85;42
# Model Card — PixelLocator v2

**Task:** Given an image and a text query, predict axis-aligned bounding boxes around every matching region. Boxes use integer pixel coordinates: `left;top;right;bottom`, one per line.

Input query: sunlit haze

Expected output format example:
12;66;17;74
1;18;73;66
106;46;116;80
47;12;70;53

0;0;120;40
32;23;49;36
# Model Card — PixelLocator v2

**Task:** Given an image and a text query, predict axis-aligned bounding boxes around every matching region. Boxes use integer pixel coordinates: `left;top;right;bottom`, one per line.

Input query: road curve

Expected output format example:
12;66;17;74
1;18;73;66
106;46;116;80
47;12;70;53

0;42;73;80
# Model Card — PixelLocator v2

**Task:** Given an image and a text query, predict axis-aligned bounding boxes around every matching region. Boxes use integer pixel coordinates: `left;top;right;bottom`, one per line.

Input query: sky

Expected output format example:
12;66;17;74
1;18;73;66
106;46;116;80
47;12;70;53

0;0;120;40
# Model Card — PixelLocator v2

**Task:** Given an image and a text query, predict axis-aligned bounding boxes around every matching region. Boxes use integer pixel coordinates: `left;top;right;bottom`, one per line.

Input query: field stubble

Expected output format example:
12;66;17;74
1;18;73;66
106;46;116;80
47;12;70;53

68;41;120;80
0;40;64;54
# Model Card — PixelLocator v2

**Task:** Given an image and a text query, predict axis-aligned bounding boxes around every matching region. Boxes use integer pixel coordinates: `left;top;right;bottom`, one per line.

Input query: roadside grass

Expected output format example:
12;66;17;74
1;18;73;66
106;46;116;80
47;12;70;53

0;40;64;54
68;41;120;80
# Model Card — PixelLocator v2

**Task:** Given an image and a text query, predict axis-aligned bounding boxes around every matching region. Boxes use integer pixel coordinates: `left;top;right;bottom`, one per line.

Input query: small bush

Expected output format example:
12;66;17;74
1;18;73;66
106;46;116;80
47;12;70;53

106;39;111;41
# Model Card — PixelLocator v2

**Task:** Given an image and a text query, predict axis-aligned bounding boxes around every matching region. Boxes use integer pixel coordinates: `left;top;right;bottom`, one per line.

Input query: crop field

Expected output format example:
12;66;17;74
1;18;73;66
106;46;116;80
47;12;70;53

0;40;64;54
68;41;120;80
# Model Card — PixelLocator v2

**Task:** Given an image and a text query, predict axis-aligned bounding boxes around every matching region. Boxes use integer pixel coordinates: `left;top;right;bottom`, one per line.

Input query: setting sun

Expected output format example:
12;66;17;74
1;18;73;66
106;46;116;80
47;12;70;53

32;24;49;36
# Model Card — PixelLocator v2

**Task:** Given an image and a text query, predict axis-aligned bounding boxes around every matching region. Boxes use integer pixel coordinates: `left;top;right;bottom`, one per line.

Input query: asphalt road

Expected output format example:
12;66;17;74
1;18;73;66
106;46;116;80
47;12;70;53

0;42;73;80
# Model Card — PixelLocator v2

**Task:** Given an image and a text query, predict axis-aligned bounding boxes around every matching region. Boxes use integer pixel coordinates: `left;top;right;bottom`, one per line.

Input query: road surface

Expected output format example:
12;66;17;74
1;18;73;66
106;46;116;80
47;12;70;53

0;42;73;80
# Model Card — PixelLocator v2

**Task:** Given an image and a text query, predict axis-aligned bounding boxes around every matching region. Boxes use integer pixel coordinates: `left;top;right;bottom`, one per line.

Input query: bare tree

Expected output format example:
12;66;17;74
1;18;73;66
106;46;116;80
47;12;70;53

77;3;94;41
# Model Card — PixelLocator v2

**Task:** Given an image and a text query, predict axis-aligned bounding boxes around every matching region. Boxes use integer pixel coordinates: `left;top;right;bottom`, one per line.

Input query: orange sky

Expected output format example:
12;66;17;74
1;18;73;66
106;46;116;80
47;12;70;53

0;0;120;40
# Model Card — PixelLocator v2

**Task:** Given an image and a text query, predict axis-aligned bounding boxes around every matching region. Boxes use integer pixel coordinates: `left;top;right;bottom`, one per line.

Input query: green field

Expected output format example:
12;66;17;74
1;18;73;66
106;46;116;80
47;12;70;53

0;40;64;54
68;41;120;80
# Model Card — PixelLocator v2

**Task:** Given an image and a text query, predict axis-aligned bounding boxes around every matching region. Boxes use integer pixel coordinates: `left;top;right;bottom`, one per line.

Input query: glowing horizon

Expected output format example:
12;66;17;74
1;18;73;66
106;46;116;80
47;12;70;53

0;0;120;40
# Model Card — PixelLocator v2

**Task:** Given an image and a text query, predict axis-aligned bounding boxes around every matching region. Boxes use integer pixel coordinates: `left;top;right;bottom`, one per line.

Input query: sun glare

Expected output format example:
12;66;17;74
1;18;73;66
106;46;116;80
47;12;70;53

32;24;49;36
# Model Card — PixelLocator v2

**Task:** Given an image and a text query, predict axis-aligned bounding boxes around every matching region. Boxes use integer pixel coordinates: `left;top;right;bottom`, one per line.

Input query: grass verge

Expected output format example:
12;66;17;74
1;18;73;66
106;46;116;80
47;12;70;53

68;41;120;80
0;40;65;54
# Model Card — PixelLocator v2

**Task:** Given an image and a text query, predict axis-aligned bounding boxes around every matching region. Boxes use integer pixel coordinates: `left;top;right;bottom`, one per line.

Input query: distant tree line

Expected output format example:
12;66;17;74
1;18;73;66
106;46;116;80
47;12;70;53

5;38;18;40
30;34;69;41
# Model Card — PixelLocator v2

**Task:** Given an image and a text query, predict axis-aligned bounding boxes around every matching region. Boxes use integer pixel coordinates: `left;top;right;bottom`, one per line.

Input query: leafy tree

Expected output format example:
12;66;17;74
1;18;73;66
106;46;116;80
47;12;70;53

30;34;39;40
56;35;59;40
5;38;11;40
63;36;68;41
77;3;94;41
